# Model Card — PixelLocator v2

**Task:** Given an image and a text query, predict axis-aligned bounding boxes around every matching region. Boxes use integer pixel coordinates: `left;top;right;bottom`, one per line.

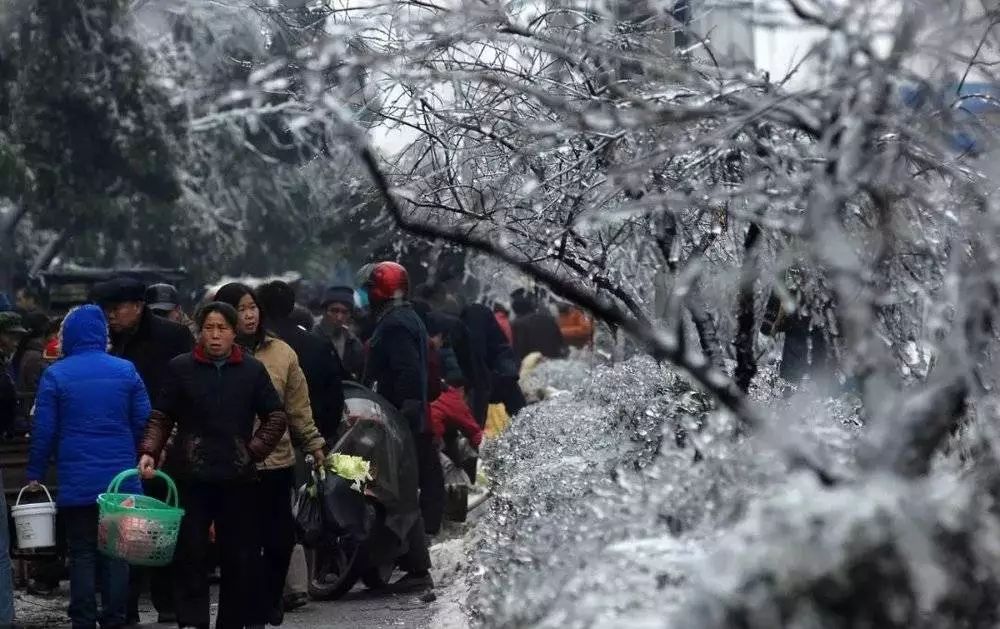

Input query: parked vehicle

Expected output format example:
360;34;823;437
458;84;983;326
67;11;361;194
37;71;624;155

33;266;188;313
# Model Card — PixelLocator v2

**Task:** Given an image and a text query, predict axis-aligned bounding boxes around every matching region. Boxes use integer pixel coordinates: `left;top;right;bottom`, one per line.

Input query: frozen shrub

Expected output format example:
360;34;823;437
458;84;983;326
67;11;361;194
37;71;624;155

678;472;1000;629
473;357;862;628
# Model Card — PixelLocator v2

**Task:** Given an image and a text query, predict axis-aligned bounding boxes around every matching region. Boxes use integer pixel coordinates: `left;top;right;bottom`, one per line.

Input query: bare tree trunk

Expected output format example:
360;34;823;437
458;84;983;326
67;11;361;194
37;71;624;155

29;230;68;277
734;223;761;392
688;292;723;369
0;202;28;294
653;214;723;367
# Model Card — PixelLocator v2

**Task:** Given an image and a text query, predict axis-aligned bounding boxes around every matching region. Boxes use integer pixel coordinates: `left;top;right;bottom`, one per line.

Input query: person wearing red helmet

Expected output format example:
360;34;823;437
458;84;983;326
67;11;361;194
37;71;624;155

357;261;438;592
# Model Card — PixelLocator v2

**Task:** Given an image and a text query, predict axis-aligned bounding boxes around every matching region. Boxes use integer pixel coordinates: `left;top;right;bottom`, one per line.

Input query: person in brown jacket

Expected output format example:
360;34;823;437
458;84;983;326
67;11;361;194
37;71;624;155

214;282;326;625
139;301;287;629
11;311;49;433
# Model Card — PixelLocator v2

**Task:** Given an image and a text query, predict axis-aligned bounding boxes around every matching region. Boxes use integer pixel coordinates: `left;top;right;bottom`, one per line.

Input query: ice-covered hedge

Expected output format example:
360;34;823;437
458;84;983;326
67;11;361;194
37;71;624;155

471;357;1000;627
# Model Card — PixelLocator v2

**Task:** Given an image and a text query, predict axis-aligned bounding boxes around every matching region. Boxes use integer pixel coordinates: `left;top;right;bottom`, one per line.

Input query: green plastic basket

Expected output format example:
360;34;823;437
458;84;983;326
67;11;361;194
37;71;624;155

97;469;185;567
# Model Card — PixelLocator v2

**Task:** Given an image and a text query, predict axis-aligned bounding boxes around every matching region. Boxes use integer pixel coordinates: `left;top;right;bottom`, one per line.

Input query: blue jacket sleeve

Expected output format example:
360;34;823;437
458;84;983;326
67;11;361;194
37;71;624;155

129;368;152;448
27;370;59;482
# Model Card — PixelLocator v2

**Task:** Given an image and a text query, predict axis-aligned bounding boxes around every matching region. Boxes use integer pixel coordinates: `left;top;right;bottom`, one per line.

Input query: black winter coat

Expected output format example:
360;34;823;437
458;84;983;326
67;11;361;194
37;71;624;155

512;311;568;363
268;317;346;443
364;304;429;434
110;307;194;401
316;321;366;382
437;313;487;392
462;304;519;378
436;310;491;425
339;334;366;382
142;345;287;483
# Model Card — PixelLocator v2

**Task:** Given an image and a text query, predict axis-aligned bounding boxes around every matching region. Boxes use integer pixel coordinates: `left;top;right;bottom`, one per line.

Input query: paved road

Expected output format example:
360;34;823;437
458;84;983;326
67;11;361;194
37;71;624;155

228;586;437;629
15;492;482;628
14;533;473;629
18;575;451;629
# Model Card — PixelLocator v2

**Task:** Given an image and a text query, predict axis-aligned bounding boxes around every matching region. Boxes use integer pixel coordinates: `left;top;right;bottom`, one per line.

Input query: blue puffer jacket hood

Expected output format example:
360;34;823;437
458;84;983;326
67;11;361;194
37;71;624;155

26;303;150;507
61;305;108;356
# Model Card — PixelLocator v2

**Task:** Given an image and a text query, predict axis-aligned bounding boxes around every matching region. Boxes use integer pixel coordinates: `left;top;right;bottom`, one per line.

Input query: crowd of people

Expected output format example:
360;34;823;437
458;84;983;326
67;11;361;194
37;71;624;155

0;266;594;629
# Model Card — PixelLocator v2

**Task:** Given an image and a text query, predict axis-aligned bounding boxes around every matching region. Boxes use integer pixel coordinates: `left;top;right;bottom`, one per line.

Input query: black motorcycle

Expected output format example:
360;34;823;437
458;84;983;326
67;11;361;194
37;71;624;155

298;383;422;600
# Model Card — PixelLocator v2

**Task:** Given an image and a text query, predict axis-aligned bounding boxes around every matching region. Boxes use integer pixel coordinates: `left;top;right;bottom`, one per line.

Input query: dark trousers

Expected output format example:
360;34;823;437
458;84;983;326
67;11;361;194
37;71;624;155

469;384;490;428
400;516;432;574
63;506;129;629
414;432;445;535
398;429;432;575
491;374;527;417
256;468;296;617
174;481;261;629
127;477;174;621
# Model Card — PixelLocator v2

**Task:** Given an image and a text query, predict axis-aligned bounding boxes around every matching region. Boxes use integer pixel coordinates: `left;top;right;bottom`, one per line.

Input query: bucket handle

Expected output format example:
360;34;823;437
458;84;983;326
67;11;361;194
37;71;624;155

15;483;54;507
106;469;179;508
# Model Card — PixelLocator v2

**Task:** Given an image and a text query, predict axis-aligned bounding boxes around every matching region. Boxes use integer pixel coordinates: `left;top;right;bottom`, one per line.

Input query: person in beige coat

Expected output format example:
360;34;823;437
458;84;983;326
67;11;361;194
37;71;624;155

214;283;326;625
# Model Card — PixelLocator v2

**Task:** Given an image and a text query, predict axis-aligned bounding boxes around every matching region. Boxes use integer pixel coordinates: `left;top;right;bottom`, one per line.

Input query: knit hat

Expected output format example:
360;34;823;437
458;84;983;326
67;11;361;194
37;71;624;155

321;286;356;309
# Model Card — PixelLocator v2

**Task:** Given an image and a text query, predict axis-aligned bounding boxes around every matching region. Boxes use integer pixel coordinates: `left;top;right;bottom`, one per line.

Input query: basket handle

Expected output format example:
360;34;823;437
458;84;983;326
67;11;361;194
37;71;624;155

15;483;54;507
107;469;179;508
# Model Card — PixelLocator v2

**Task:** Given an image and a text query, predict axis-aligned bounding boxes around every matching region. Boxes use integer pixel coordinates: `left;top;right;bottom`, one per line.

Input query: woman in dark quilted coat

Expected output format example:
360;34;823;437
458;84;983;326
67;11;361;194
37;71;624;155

139;302;287;629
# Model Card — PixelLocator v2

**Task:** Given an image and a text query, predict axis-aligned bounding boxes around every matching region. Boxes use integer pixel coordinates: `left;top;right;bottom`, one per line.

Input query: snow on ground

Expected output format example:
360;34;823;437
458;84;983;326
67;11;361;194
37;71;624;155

14;589;67;627
429;536;474;628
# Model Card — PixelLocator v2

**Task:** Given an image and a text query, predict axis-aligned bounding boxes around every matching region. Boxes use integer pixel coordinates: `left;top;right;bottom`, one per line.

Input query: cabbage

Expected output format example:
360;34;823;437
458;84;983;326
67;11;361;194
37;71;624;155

325;453;373;485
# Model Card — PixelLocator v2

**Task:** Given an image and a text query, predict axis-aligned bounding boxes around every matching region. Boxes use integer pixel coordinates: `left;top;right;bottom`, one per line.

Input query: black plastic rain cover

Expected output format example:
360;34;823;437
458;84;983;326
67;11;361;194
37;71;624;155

333;382;421;542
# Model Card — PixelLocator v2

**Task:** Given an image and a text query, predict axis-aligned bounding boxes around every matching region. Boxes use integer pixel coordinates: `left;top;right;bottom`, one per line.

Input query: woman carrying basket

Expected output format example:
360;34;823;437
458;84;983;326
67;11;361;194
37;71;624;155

26;305;152;629
139;301;288;629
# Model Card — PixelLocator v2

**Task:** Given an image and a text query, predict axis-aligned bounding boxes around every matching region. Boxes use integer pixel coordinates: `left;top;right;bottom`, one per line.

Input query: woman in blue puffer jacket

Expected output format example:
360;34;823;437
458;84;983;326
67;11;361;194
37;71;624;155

27;305;151;629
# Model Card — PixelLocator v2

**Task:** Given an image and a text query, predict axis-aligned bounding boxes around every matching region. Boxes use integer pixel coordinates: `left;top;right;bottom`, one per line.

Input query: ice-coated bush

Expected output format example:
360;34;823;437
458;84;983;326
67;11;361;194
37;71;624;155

473;354;1000;628
473;357;863;628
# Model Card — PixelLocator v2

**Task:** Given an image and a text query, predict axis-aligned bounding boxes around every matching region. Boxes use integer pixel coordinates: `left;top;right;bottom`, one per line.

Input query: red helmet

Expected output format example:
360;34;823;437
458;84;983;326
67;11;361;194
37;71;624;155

360;261;409;303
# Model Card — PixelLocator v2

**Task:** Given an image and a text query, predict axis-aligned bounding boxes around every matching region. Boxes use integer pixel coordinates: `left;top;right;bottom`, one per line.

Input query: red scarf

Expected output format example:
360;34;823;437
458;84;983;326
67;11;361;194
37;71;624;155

193;344;244;365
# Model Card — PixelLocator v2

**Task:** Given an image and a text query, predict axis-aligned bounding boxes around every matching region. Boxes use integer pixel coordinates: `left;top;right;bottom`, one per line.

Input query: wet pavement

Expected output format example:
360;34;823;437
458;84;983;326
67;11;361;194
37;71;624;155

15;583;441;629
246;587;439;629
13;530;474;629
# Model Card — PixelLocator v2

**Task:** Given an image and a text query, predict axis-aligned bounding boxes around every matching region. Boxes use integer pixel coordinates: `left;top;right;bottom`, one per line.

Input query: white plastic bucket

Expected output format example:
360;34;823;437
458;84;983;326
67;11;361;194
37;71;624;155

11;484;57;549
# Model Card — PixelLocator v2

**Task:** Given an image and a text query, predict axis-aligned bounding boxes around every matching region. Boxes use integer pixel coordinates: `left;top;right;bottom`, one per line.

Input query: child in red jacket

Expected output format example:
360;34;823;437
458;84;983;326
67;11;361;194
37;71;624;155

429;385;483;448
